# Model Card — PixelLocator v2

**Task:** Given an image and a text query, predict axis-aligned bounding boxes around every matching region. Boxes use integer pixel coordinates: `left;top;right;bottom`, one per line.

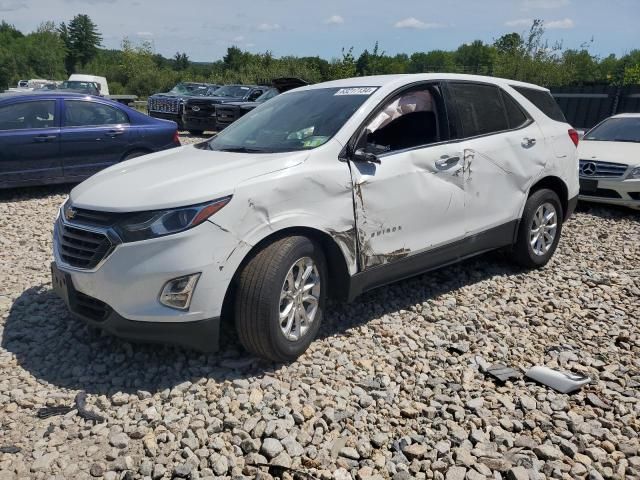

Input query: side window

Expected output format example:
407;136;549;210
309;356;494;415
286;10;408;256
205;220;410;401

501;90;529;129
248;89;263;101
362;86;441;153
511;86;566;123
0;100;56;130
64;101;128;127
448;83;509;138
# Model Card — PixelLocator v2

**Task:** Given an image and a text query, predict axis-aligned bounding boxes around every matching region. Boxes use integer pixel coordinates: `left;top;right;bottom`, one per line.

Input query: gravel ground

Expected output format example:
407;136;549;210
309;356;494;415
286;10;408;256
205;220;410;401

0;146;639;480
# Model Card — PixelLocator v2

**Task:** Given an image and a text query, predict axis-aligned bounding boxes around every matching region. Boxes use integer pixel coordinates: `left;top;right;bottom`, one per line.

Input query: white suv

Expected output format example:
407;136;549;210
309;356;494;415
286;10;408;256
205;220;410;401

52;74;579;361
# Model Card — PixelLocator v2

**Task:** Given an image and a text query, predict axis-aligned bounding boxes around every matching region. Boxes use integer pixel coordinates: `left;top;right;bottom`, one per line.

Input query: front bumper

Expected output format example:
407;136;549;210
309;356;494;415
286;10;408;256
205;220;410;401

52;262;220;351
183;115;217;132
578;177;640;210
149;111;183;128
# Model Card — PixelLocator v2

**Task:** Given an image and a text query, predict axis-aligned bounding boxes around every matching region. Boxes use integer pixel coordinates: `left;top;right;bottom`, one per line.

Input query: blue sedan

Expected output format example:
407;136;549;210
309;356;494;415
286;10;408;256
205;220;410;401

0;92;180;188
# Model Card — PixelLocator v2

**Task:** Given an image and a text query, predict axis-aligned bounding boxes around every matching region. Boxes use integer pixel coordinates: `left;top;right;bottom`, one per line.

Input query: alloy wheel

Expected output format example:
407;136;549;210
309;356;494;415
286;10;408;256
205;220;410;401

530;202;558;256
279;257;321;341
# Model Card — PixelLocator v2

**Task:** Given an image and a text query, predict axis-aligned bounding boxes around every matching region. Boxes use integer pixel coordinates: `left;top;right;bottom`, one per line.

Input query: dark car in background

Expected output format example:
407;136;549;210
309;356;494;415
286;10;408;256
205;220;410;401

182;84;269;134
147;82;220;128
0;92;180;188
214;78;308;130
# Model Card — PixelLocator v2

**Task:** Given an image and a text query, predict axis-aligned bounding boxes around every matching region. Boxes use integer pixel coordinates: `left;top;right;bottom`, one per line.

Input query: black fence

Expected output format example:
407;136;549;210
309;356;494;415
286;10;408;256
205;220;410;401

550;85;640;129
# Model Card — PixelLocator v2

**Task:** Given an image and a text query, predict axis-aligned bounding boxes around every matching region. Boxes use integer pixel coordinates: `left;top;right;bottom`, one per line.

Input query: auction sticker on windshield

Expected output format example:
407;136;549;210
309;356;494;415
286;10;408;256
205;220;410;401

334;87;378;96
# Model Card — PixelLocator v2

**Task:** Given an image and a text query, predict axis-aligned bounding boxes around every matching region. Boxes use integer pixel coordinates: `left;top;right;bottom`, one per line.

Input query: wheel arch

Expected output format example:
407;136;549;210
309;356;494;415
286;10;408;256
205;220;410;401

120;148;153;162
529;175;569;221
220;226;353;325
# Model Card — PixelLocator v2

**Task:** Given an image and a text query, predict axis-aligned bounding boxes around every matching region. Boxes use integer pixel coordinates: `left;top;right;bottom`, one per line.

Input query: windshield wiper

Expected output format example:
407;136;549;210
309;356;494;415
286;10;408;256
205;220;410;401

217;147;269;153
613;138;640;143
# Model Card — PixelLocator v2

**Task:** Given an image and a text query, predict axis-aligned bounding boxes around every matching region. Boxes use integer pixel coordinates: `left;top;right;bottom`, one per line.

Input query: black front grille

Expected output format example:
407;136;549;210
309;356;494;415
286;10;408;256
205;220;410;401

186;100;218;117
56;219;113;269
72;291;111;322
579;188;622;199
215;106;241;126
66;207;119;227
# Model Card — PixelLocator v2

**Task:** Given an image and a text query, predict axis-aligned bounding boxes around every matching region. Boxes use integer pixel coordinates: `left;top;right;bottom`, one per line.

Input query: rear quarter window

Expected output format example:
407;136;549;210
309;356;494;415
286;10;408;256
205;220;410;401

501;91;530;129
512;86;566;123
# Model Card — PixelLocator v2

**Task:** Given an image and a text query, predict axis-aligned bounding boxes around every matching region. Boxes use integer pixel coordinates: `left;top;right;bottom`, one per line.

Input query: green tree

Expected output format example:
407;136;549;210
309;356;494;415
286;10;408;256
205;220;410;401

455;40;496;74
60;14;102;73
173;52;190;70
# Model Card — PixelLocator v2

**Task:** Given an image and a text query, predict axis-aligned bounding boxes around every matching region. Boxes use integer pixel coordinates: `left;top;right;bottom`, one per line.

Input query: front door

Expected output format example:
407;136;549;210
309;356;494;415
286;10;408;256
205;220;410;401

348;83;467;270
60;99;131;179
0;99;62;185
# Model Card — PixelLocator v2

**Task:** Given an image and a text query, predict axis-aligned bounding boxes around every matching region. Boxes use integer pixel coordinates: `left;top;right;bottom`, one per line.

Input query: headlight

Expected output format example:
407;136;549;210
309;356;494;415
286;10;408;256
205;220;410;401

629;166;640;179
116;196;231;242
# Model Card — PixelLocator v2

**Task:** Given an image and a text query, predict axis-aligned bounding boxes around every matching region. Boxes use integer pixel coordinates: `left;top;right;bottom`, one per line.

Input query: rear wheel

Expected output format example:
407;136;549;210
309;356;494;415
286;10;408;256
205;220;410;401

235;236;327;362
511;188;563;268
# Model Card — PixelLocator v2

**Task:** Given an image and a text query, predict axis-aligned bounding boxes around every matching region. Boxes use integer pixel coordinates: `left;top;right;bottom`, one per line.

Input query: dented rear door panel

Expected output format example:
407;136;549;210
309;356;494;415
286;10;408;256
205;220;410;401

460;121;547;234
349;144;466;270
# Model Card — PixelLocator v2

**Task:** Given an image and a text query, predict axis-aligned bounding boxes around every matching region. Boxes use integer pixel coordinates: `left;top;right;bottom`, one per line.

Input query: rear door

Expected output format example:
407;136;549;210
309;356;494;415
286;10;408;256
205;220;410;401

444;82;547;235
0;98;62;185
60;99;131;179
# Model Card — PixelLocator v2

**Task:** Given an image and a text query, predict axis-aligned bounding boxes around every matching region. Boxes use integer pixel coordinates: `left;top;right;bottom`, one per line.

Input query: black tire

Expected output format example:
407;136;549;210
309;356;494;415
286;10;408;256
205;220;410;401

122;150;149;161
189;130;204;135
235;236;327;362
511;188;563;268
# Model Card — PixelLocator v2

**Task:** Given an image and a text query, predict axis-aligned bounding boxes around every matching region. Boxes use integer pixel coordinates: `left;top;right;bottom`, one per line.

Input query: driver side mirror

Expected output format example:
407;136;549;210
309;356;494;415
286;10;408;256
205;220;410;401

352;148;381;164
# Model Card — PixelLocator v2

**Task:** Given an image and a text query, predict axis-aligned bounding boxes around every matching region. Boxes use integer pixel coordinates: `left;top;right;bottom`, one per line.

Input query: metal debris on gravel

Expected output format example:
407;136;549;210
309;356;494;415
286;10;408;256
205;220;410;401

0;144;638;479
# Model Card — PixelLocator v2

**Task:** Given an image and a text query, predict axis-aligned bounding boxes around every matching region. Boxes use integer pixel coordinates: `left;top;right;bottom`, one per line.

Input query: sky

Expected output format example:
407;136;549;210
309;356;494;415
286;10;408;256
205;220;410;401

1;0;638;61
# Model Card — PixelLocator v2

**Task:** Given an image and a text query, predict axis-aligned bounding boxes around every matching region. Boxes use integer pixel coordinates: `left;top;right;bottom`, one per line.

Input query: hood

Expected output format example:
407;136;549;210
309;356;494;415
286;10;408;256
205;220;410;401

70;145;308;212
578;140;640;167
219;101;260;109
187;96;244;104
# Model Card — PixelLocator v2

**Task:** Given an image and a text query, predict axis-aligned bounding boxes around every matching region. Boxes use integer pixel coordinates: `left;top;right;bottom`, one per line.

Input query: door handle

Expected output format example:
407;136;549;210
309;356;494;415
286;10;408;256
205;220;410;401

105;130;125;137
33;135;57;142
435;155;460;170
522;137;536;148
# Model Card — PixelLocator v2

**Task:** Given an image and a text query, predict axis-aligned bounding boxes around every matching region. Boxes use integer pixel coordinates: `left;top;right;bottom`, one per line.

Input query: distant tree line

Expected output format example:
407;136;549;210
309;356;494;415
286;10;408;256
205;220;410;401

1;15;639;97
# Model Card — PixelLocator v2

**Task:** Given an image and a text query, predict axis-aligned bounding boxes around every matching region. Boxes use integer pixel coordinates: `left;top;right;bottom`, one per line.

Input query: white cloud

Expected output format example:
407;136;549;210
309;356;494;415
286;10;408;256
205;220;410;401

232;35;245;42
394;17;443;30
256;23;281;31
505;18;533;27
325;15;344;25
522;0;570;9
546;17;574;29
0;1;26;11
136;31;153;37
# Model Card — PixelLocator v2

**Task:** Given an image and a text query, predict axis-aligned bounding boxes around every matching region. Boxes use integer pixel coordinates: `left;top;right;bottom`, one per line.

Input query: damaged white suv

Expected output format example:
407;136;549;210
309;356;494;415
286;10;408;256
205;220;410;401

52;74;579;361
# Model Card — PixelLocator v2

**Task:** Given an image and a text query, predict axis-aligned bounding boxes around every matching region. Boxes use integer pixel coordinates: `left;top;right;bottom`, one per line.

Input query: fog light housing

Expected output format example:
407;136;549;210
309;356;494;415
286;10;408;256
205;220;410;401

159;273;201;310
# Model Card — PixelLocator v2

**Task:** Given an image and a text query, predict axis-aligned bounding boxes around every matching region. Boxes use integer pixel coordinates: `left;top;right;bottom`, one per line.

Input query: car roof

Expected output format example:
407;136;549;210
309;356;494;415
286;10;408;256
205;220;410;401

0;91;123;105
297;73;549;92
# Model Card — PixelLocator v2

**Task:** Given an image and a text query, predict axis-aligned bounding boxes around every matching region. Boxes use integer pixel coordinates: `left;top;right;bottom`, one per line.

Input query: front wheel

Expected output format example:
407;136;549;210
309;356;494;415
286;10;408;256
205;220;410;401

510;188;563;268
235;236;327;362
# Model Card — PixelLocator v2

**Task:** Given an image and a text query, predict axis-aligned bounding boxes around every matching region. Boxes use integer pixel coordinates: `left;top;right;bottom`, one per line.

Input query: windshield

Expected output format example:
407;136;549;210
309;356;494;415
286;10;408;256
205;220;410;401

169;83;204;95
584;117;640;143
211;85;252;98
204;87;375;153
255;88;278;103
59;81;99;94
